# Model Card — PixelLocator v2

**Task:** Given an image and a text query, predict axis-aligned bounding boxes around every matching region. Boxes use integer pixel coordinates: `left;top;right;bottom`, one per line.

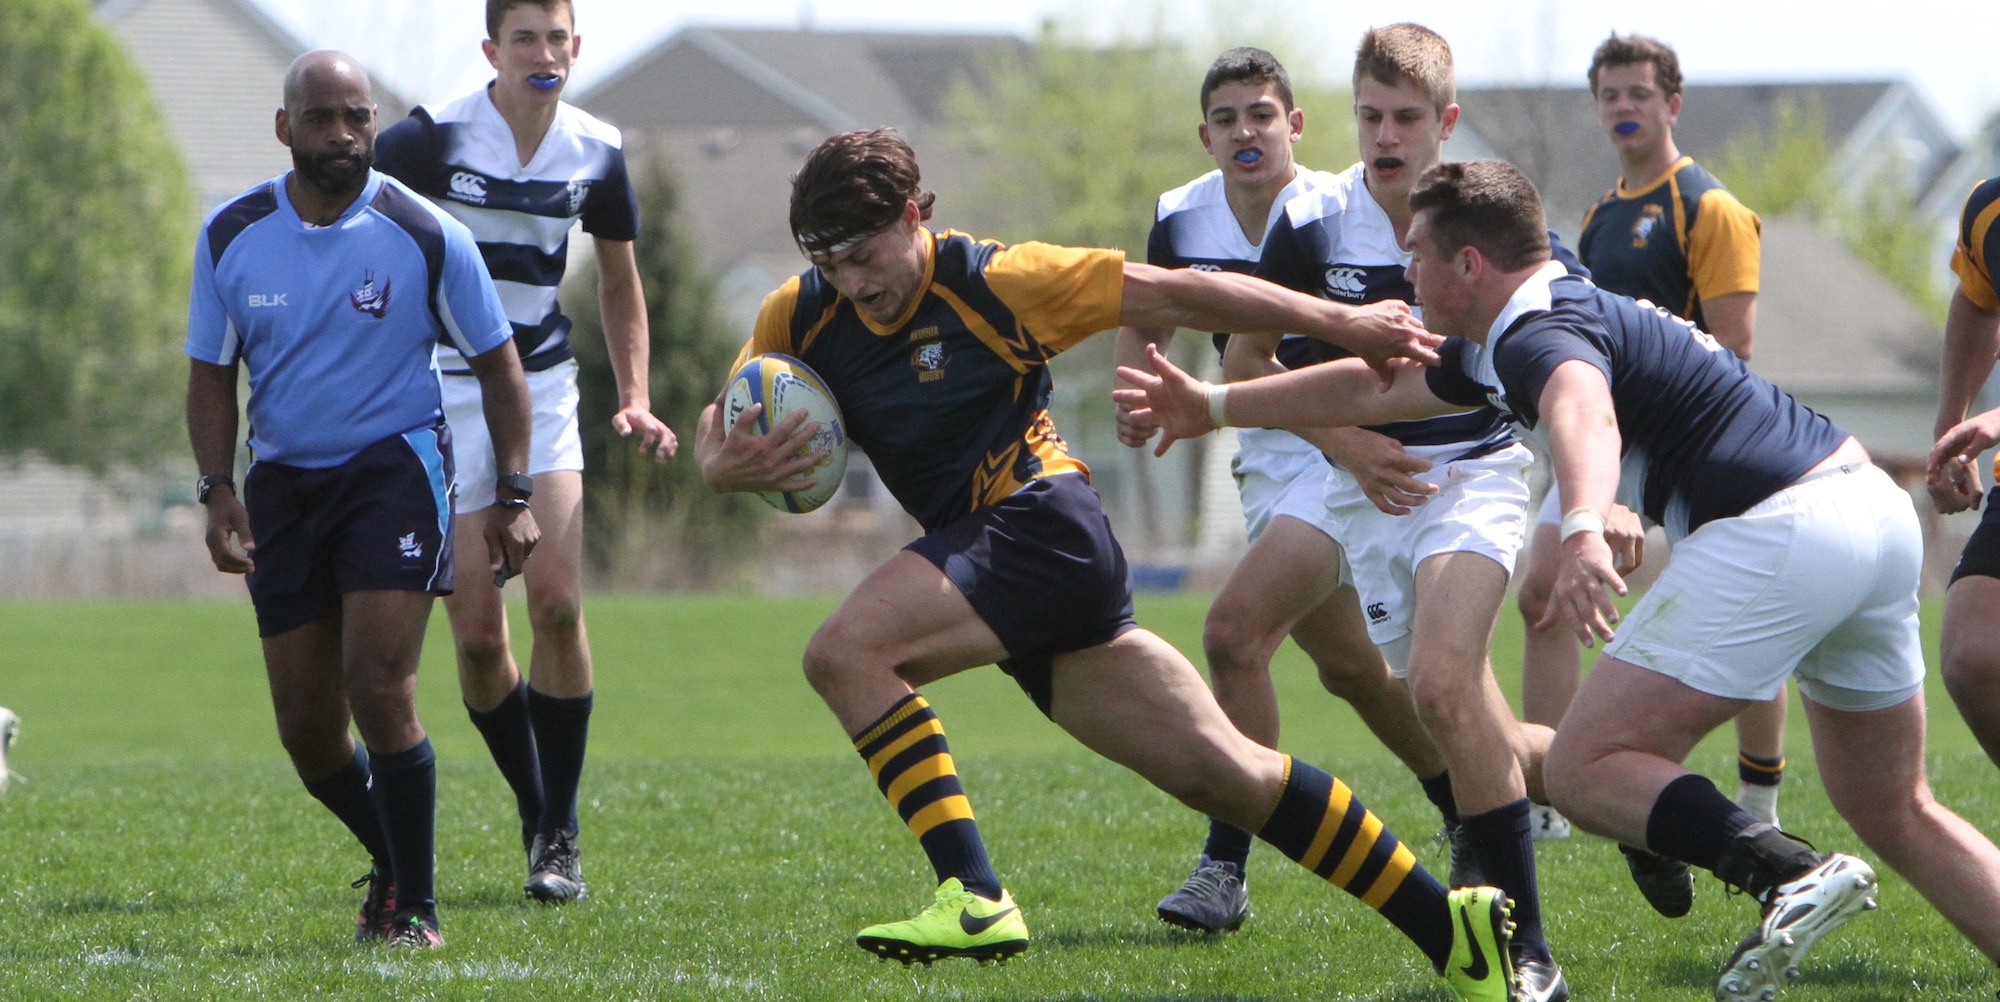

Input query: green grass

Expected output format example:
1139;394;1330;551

1;593;1997;999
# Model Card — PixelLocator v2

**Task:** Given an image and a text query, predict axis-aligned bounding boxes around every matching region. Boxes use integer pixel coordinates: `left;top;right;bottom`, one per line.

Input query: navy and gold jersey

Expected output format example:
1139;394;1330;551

1576;156;1759;329
741;229;1123;533
1951;175;2000;310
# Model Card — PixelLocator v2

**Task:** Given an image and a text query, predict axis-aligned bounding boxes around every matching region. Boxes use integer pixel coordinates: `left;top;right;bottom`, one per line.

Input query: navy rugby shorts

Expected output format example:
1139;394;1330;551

244;423;455;637
907;472;1139;716
1952;493;2000;585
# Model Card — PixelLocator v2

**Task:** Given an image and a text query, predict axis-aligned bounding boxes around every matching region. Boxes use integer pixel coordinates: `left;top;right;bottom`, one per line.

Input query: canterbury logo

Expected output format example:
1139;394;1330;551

1324;266;1368;297
959;904;1018;936
1366;602;1389;624
448;171;487;204
1457;905;1491;980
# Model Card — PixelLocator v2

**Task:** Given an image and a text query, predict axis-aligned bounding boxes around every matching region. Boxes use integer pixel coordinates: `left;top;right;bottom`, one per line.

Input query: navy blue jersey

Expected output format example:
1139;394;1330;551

1256;163;1513;453
375;87;639;373
1428;265;1847;538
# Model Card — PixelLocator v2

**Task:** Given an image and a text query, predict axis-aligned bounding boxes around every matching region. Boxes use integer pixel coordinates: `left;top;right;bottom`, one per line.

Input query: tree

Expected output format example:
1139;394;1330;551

1716;98;1946;321
567;149;766;588
0;0;196;468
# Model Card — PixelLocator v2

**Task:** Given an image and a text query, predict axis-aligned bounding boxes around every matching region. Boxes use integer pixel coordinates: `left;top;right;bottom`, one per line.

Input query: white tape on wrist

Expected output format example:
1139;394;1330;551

1205;381;1230;429
1559;507;1606;542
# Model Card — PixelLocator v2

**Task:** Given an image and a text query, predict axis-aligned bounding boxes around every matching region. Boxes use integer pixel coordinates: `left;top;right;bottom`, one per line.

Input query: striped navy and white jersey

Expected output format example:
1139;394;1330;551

375;86;639;374
1428;263;1847;540
1144;165;1336;368
184;171;513;468
1257;162;1515;455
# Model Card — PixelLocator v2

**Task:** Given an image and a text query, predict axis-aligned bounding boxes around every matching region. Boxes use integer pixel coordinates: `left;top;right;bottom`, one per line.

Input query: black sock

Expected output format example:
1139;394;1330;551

467;680;541;847
529;687;592;836
1256;756;1451;968
302;744;391;871
1645;772;1761;870
852;693;1003;900
1200;817;1254;868
1420;771;1460;828
1738;752;1785;787
1460;798;1546;962
370;738;438;916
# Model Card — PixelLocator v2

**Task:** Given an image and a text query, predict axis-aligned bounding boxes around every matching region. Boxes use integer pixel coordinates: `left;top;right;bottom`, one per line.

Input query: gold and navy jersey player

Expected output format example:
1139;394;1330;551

738;229;1124;533
1576;155;1759;330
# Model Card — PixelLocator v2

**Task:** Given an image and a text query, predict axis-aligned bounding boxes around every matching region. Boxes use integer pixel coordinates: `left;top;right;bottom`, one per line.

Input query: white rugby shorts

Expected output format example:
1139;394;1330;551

1603;463;1924;711
442;357;584;515
1231;426;1352;587
1325;441;1533;659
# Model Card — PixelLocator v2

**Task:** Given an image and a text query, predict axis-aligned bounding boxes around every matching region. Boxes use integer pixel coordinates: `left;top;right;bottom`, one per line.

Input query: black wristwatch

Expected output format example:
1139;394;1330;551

196;474;235;504
496;472;535;505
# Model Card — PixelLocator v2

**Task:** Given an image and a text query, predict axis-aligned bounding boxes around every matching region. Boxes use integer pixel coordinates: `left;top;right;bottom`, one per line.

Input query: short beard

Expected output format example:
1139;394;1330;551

293;147;373;198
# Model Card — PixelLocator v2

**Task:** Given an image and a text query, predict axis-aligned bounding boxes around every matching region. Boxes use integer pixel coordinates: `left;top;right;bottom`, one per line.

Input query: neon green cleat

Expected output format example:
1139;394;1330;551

1444;886;1517;1002
855;877;1029;966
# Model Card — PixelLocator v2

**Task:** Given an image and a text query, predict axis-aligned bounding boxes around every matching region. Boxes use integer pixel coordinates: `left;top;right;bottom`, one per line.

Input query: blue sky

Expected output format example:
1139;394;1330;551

259;0;1999;139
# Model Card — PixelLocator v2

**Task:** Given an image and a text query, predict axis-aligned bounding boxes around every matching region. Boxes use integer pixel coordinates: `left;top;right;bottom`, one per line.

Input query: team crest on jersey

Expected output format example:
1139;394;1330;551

349;272;392;318
566;180;592;215
397;532;423;559
911;341;948;382
1631;204;1664;248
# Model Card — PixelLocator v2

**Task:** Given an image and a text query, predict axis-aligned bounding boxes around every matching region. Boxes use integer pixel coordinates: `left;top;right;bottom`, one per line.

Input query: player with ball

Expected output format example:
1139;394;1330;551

695;126;1521;1002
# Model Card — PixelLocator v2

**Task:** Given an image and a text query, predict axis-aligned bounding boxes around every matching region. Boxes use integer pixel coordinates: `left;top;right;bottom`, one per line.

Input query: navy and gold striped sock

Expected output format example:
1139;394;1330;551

852;693;1002;900
1738;752;1785;788
1257;755;1451;967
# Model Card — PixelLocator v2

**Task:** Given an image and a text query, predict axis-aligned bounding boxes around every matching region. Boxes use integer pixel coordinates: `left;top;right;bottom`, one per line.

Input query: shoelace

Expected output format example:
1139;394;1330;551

1181;863;1238;897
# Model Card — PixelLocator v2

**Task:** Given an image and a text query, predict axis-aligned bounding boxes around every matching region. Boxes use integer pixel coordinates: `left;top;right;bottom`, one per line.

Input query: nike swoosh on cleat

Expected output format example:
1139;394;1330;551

1457;905;1491;980
960;905;1019;936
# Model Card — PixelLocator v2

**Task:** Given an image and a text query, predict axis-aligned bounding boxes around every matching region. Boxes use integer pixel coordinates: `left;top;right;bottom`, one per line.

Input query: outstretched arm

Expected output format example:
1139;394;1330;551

1119;263;1441;374
1113;344;1461;457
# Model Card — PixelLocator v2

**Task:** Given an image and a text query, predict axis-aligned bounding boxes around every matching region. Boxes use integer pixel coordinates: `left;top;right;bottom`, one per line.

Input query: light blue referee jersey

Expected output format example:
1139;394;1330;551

184;170;514;468
374;87;639;374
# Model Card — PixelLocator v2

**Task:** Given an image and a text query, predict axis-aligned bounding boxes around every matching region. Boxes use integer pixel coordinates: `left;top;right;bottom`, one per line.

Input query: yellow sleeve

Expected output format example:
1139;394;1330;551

981;243;1126;354
1953;189;2000;310
1687;189;1761;300
729;276;806;373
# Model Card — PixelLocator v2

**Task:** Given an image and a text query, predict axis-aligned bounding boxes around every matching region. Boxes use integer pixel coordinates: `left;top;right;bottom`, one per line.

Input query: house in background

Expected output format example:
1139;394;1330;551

1451;80;1961;242
97;0;410;211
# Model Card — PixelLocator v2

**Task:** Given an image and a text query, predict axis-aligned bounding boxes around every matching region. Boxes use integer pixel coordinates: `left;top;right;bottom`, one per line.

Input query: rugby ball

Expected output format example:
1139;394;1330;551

723;353;848;513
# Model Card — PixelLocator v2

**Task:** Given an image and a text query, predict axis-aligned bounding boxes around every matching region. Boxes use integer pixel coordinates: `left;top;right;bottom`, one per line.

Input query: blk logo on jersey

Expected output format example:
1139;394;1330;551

448;171;487;205
349;272;392;318
1631;205;1664;248
397;532;424;560
249;292;288;308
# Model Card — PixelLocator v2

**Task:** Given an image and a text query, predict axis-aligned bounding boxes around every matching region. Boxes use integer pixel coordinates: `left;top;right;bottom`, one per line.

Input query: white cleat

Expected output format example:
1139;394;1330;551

1715;853;1877;1002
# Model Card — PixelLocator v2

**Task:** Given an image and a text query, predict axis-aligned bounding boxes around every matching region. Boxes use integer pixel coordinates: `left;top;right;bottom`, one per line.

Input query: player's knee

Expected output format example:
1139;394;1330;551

452;620;512;674
525;585;583;641
1201;605;1276;679
1516;570;1554;623
1311;646;1386;697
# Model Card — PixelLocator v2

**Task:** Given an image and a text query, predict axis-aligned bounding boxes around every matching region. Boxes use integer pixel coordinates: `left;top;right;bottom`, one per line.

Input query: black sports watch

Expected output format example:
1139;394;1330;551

196;474;235;504
496;472;535;503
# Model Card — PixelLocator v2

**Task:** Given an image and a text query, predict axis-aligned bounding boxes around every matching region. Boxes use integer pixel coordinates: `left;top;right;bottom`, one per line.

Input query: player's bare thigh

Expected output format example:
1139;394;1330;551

805;550;1009;733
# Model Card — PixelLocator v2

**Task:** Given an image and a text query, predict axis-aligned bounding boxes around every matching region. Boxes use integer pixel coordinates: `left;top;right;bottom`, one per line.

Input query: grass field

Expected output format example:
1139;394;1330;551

2;592;1997;1000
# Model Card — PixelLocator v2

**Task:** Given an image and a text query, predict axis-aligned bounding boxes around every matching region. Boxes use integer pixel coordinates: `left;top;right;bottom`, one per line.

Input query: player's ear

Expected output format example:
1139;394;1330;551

274;108;292;148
